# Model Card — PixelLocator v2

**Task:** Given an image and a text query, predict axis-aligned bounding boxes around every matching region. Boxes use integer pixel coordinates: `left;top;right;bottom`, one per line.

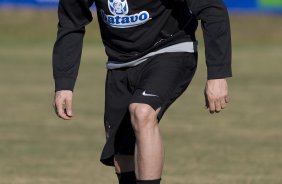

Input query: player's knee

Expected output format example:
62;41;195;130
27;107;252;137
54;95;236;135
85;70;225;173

129;103;157;132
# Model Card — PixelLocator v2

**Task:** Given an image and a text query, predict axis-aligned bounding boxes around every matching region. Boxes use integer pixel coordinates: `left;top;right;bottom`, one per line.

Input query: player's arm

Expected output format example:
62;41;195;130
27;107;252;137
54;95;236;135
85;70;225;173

52;0;94;120
186;0;232;113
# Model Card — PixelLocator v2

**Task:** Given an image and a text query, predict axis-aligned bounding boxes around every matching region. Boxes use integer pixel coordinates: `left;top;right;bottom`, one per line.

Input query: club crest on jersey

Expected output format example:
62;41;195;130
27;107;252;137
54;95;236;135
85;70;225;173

108;0;128;15
101;0;151;28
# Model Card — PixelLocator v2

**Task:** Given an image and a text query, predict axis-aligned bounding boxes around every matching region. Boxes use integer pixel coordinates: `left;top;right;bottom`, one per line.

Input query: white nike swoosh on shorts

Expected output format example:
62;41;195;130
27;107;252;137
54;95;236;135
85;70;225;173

142;91;159;97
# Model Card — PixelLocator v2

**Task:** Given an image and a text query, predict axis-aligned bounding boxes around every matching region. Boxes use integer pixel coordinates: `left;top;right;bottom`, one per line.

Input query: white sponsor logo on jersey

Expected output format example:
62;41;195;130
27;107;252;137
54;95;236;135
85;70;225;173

101;0;151;28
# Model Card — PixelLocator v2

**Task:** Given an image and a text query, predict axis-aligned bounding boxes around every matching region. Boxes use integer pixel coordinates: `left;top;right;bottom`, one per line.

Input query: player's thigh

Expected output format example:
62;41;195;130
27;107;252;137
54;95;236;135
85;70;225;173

129;52;197;113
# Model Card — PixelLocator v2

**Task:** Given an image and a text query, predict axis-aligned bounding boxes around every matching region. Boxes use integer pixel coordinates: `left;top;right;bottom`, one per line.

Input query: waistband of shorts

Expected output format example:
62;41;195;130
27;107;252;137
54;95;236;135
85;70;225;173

106;41;197;70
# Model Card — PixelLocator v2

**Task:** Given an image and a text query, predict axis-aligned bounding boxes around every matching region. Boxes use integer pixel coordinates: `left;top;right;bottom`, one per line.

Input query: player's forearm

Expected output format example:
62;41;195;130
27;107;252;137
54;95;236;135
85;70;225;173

202;5;232;79
186;0;232;79
53;27;85;91
52;0;93;91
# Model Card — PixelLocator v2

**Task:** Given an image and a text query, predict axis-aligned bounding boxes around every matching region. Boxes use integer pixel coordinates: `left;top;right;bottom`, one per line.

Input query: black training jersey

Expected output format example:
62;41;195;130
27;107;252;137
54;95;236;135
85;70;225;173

53;0;232;91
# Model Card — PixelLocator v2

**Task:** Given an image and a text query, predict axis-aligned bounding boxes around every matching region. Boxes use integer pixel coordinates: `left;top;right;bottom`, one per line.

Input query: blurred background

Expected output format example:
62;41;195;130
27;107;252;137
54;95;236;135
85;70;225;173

0;0;282;184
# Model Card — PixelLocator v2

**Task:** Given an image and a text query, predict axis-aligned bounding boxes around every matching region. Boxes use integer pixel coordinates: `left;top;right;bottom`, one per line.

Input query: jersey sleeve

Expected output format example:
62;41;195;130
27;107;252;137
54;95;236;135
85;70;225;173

52;0;94;92
186;0;232;79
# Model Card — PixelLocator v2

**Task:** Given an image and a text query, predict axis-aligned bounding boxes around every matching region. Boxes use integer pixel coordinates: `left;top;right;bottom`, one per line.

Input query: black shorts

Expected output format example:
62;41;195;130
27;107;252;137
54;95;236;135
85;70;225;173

100;52;198;166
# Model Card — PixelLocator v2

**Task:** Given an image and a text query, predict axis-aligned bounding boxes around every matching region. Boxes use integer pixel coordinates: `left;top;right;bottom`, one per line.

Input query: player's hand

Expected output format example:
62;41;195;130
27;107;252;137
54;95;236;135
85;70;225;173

204;79;229;114
53;90;73;120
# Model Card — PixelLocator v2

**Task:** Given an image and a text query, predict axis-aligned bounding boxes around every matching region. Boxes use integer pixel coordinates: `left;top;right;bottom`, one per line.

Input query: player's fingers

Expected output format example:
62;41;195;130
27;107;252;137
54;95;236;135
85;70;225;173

204;92;209;109
208;100;216;114
55;101;63;117
56;100;71;120
65;97;73;118
220;98;227;109
53;95;60;116
215;100;222;113
225;96;230;103
53;101;57;113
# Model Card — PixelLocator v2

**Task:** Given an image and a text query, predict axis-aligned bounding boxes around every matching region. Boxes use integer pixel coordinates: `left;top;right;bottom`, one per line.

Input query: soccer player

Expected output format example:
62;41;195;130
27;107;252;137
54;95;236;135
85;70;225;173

52;0;232;184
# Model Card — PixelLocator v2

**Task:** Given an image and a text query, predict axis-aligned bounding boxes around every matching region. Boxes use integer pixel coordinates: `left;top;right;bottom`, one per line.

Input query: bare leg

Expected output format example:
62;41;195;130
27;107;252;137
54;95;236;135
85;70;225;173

114;155;135;184
129;103;164;180
114;155;135;173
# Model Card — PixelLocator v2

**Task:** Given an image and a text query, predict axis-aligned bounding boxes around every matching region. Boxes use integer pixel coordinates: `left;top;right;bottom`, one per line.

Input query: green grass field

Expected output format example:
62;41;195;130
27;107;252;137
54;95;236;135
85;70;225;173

0;9;282;184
